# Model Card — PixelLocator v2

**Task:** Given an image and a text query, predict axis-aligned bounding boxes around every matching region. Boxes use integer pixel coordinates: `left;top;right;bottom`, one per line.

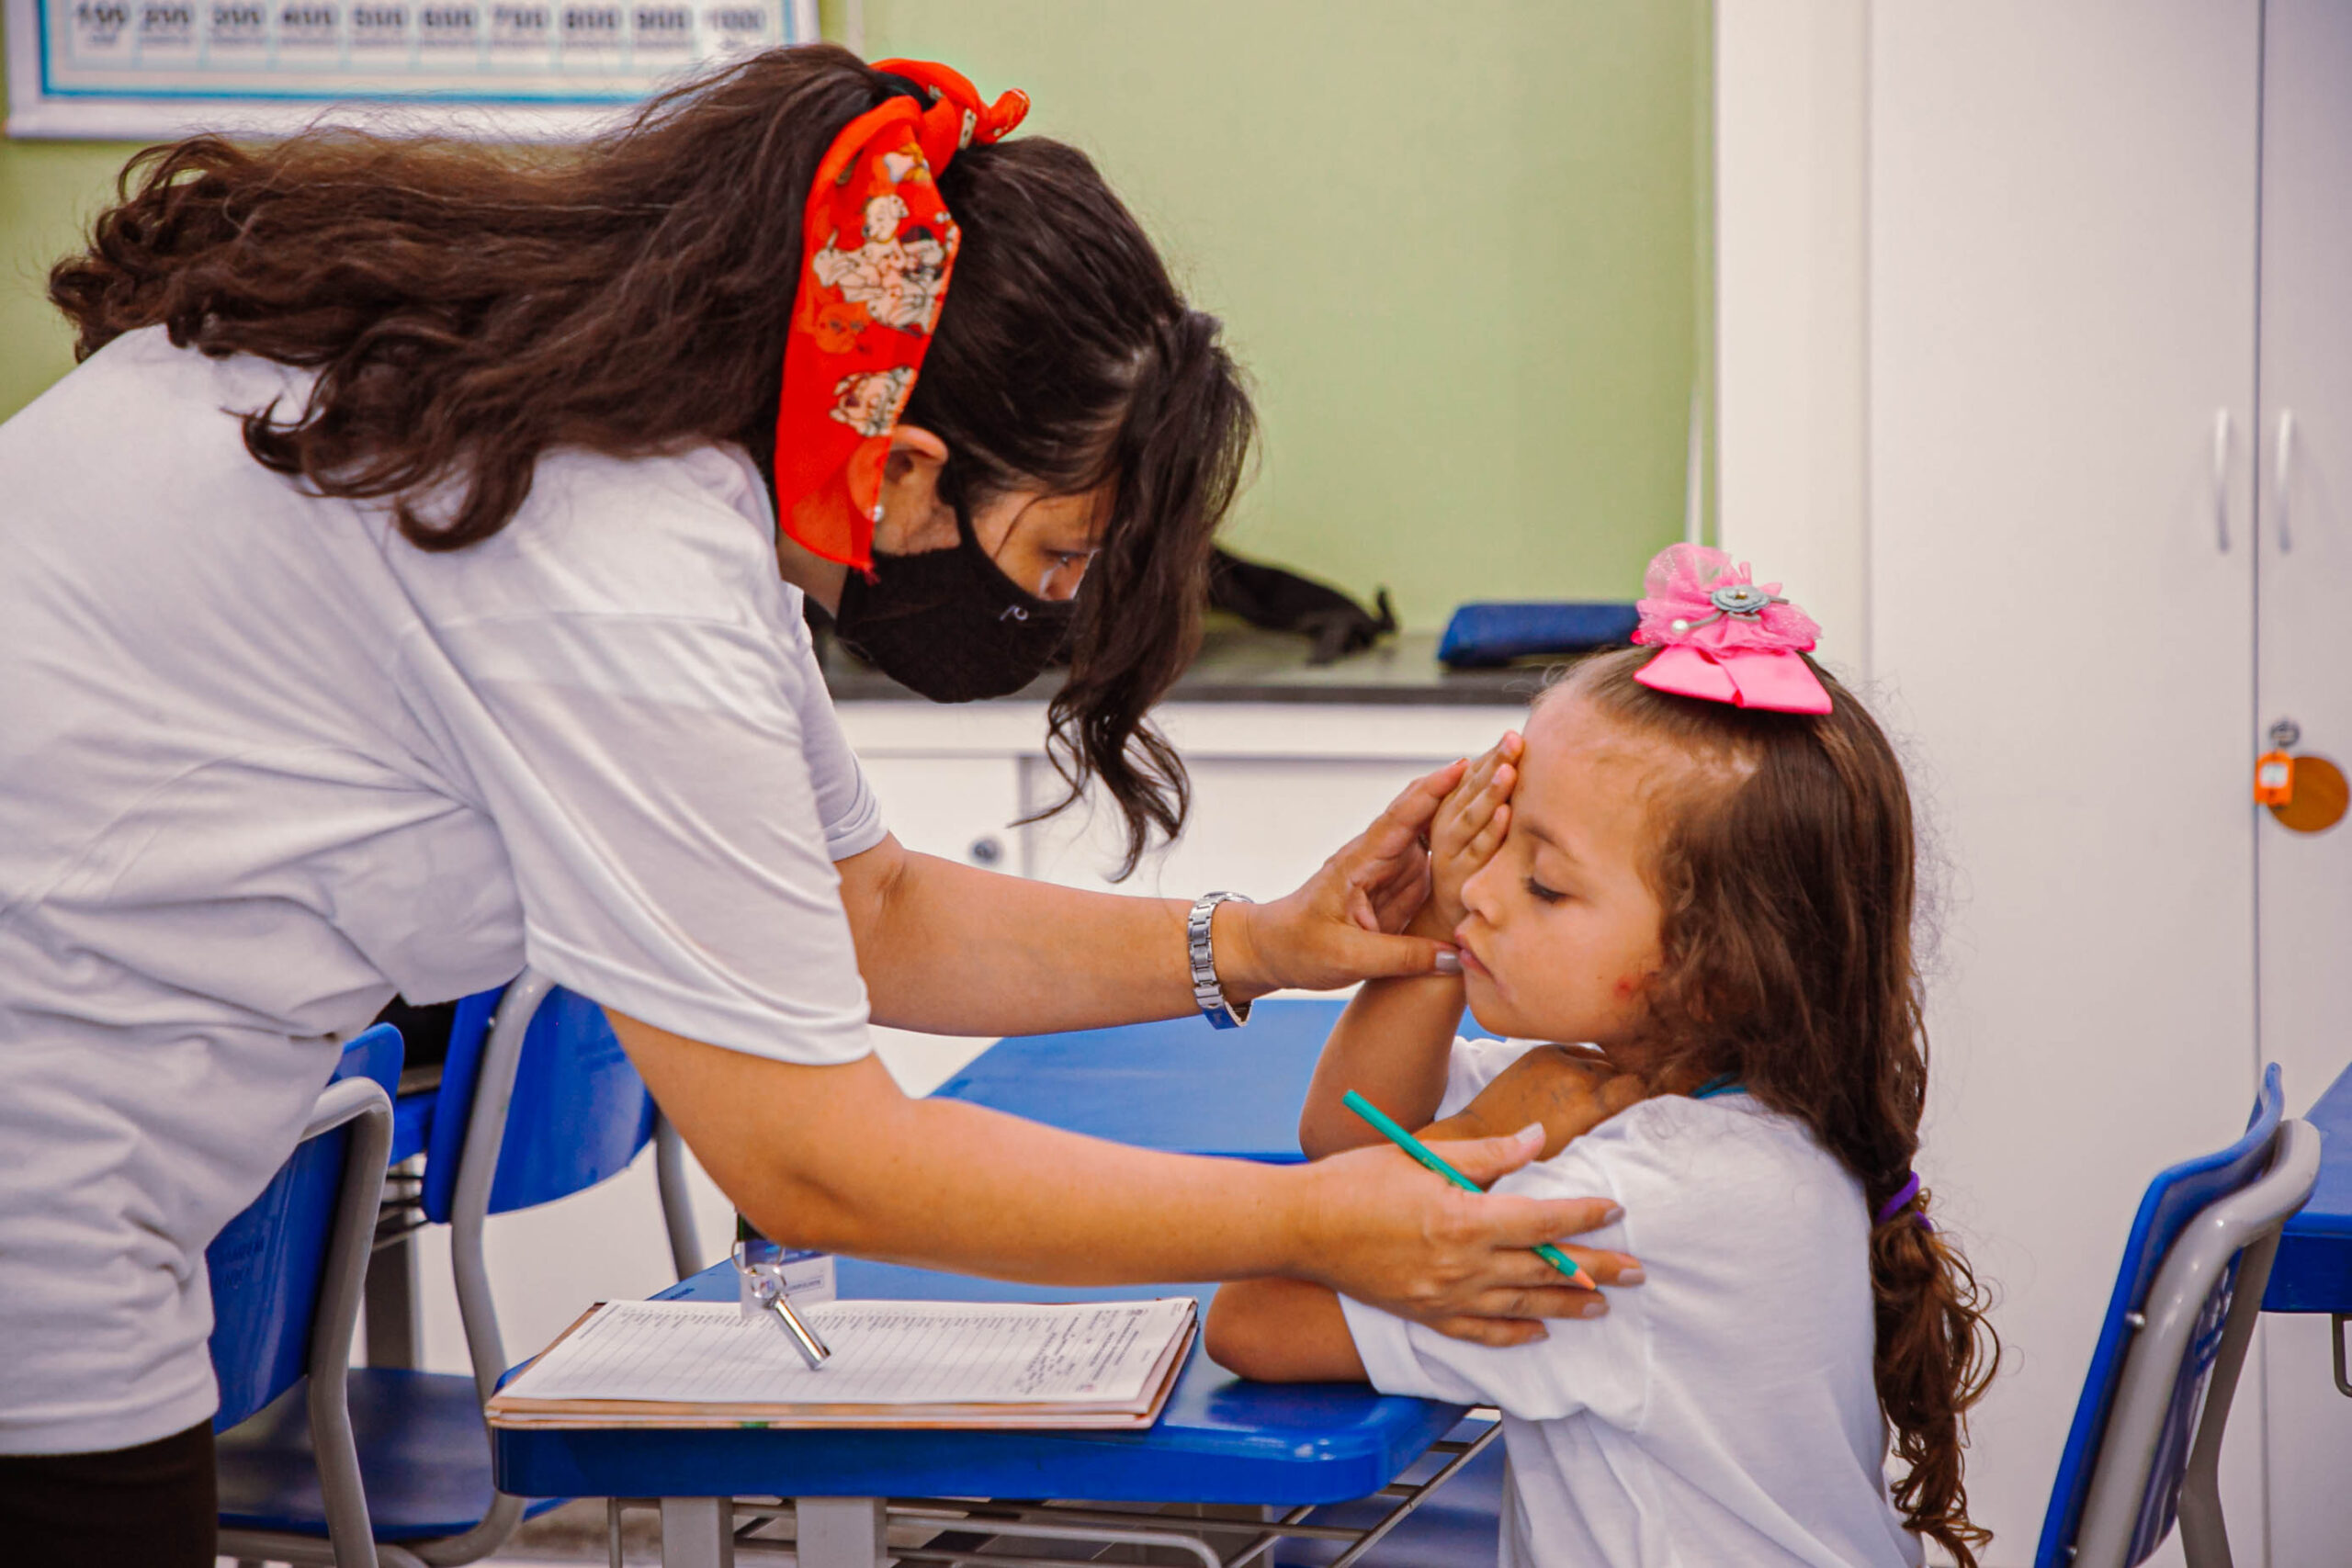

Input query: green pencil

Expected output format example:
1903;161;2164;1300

1341;1089;1582;1282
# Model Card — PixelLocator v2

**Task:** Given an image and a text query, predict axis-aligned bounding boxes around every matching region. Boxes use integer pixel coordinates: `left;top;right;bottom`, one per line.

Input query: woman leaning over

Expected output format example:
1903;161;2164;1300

0;45;1638;1562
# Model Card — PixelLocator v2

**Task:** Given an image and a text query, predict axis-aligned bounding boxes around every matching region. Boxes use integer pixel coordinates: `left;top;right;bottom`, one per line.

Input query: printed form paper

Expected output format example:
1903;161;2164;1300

503;1298;1193;1406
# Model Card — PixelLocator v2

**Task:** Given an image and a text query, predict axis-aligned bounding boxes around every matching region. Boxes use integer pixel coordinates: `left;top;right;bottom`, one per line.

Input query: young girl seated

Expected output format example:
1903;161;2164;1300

1205;546;1998;1568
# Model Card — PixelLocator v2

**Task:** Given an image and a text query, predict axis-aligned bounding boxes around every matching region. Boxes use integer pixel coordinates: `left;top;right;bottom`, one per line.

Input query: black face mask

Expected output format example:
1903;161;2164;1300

831;505;1078;703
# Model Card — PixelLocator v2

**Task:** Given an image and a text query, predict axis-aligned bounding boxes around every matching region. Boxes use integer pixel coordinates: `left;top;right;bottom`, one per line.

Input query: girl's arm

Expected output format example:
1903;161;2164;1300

1297;969;1467;1157
1209;1255;1622;1384
1206;1278;1366;1382
1300;738;1521;1158
1426;1046;1648;1161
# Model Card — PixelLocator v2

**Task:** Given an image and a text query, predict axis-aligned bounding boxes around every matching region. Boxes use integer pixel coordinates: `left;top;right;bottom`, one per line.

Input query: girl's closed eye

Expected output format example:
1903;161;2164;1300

1524;876;1567;905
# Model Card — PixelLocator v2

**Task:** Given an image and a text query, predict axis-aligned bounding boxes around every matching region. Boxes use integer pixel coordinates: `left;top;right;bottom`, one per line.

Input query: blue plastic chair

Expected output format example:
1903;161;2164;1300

210;1024;401;1568
425;971;703;1394
218;970;704;1562
2034;1064;2322;1568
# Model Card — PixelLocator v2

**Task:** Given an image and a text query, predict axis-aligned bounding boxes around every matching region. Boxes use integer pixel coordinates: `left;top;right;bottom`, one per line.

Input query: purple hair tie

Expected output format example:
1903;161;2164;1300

1877;1171;1932;1230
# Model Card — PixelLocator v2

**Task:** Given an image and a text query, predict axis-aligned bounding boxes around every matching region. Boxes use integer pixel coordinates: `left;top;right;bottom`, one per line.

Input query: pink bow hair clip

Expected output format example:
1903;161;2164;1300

1631;544;1831;715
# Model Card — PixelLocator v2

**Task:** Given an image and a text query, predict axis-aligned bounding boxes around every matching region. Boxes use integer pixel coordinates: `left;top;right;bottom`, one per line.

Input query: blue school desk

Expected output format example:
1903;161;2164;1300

2262;1058;2352;1392
491;1257;1484;1568
491;999;1521;1567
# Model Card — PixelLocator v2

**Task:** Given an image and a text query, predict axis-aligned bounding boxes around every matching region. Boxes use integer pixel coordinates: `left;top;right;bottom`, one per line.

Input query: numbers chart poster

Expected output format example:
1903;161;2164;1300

6;0;817;138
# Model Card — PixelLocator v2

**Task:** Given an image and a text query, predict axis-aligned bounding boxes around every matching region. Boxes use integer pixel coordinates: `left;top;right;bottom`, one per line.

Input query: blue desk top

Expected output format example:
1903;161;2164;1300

932;999;1344;1163
2265;1059;2352;1313
933;998;1496;1165
491;1258;1465;1505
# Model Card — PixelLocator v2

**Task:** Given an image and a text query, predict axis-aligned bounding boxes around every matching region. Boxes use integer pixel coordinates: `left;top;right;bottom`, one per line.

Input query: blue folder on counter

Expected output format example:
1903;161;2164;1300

1437;603;1640;669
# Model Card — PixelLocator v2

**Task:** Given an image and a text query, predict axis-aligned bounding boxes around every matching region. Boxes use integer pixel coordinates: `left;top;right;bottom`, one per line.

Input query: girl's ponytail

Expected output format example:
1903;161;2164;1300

1870;1185;1999;1567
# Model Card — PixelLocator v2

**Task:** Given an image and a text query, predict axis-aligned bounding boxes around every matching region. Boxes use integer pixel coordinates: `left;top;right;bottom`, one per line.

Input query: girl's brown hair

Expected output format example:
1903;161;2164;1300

1560;646;1999;1567
46;44;1252;876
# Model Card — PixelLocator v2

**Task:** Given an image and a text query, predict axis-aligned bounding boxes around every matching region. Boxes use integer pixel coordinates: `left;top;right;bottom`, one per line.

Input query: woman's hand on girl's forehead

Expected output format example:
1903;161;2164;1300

1221;762;1468;996
1417;732;1522;940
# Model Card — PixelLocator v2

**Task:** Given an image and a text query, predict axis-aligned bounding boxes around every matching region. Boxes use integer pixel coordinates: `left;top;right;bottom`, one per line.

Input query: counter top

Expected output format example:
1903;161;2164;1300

819;626;1563;708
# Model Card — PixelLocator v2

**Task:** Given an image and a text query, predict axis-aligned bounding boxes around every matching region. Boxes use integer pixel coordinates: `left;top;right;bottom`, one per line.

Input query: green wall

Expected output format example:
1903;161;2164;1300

3;2;1709;625
0;116;138;423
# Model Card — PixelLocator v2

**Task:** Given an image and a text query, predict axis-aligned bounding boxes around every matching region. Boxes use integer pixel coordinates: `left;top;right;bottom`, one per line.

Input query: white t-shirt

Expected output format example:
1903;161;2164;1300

1339;1040;1920;1568
0;328;889;1453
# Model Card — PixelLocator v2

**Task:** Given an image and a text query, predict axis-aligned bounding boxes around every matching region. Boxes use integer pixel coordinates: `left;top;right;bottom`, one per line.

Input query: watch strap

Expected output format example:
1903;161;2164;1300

1187;891;1253;1030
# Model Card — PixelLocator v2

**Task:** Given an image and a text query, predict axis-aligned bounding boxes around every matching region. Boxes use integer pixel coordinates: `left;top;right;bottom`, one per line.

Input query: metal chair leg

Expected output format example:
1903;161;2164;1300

2177;1228;2281;1567
652;1114;704;1282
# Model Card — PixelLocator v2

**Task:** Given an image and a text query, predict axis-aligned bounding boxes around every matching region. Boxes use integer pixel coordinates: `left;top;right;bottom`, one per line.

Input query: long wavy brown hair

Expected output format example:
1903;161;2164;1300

47;44;1253;875
1558;647;2000;1566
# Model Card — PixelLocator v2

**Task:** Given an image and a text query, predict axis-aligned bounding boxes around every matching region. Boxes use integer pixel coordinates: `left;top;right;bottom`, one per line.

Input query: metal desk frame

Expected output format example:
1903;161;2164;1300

613;1422;1499;1568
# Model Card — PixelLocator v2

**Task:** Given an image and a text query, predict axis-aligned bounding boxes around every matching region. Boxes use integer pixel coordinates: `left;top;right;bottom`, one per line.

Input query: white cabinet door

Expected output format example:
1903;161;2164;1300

1025;756;1459;901
856;755;1026;874
2256;3;2352;1555
1021;704;1517;900
1871;3;2261;1553
826;754;1015;1097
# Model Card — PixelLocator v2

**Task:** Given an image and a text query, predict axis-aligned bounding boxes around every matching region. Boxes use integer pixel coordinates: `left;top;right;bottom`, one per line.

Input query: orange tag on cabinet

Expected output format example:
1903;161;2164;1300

2273;755;2349;834
2255;751;2295;806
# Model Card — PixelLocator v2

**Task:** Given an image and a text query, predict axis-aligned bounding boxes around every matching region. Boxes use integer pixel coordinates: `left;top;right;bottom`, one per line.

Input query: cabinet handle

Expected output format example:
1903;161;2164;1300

2276;409;2296;554
2211;409;2232;552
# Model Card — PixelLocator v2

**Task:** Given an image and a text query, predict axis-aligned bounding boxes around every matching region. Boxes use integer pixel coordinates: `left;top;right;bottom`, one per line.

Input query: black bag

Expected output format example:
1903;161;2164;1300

1208;548;1396;666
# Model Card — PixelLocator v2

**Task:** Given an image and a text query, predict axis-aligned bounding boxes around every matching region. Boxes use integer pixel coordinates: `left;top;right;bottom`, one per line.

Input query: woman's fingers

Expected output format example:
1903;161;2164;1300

1454;1242;1644;1292
1364;856;1431;933
1339;761;1461;889
1550;1245;1642;1286
1325;926;1458;980
1245;761;1464;988
1410;1253;1649;1346
1420;1314;1551;1348
1370;760;1466;853
1428;1122;1558;1190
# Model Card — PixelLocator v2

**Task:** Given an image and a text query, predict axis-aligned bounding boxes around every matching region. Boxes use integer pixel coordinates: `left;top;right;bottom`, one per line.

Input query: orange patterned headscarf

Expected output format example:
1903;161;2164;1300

774;60;1030;572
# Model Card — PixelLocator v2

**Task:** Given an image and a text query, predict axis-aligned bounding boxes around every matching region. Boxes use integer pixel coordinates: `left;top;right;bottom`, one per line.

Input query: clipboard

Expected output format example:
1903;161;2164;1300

486;1296;1197;1431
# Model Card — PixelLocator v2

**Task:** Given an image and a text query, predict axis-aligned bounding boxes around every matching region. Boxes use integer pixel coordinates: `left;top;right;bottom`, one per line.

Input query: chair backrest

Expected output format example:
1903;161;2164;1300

208;1024;403;1432
420;977;656;1224
2034;1064;2304;1568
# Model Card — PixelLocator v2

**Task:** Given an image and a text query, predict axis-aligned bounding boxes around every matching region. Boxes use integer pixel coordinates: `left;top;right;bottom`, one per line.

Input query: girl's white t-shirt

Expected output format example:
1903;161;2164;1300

1339;1041;1922;1568
0;329;890;1453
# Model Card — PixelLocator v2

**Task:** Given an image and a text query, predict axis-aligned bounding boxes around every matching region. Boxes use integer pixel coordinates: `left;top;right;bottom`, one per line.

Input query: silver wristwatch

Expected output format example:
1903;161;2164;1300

1187;891;1253;1030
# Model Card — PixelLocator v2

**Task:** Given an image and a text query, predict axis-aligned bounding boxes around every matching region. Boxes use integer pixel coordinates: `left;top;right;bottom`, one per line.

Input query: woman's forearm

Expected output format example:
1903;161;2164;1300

837;764;1465;1039
612;1011;1637;1337
762;1072;1315;1282
619;1009;1311;1276
840;839;1218;1035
